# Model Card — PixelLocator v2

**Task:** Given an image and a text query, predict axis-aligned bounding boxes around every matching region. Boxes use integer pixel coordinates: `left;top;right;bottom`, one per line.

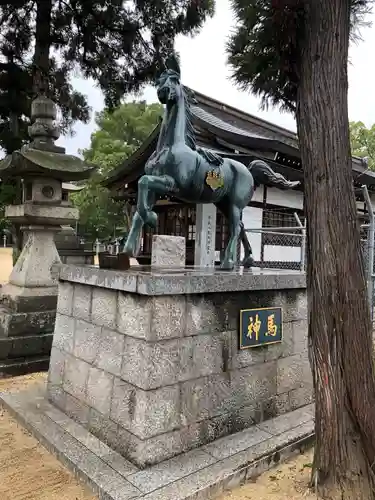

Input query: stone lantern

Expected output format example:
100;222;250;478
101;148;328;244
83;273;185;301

0;95;95;373
55;183;95;265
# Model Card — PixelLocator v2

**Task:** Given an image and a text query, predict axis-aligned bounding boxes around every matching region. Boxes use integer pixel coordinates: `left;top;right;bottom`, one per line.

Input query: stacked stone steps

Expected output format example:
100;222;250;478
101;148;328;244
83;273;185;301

0;332;52;359
0;298;55;375
0;355;50;376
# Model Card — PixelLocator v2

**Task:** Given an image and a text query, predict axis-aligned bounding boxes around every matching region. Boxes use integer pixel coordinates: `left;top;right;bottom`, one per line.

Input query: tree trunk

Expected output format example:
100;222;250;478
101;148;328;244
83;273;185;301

9;117;23;260
8;57;24;259
296;1;375;498
33;0;52;94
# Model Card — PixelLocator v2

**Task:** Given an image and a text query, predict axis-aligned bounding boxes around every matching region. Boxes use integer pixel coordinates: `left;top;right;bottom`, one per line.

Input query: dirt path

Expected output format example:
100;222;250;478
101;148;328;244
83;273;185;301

219;451;316;500
0;373;315;500
0;248;13;284
0;373;96;500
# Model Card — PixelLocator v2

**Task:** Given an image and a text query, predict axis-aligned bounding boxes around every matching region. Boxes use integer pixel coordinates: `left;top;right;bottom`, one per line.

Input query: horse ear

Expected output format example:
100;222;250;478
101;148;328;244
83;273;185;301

166;52;181;76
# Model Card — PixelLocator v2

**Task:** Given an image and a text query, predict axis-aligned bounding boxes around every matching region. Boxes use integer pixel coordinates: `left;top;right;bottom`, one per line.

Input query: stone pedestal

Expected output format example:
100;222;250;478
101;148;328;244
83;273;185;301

194;204;216;267
0;206;78;374
47;265;312;468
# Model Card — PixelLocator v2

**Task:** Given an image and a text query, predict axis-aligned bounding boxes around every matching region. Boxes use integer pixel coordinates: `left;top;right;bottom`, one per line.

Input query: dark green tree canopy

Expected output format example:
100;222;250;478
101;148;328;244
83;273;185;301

0;0;214;153
227;0;371;113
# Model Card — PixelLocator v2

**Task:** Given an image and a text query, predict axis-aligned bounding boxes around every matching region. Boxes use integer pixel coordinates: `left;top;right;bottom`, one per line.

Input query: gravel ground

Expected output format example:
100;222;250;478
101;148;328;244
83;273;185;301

0;372;96;500
219;450;315;500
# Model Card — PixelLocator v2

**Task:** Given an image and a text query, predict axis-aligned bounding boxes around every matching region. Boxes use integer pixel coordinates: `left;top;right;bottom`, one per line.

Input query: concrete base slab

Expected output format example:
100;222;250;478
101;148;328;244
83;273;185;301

1;383;315;500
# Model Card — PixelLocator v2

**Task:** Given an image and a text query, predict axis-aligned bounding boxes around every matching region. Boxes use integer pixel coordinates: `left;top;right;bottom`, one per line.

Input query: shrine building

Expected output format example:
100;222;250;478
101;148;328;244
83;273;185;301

103;89;375;269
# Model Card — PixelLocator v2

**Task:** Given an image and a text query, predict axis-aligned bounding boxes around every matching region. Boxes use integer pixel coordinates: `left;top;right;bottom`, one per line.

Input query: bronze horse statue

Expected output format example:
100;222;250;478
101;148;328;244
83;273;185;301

123;55;299;270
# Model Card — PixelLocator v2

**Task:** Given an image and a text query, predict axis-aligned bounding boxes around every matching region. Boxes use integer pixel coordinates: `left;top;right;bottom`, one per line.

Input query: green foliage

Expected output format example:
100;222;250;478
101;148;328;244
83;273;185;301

71;176;123;241
83;101;163;175
71;100;163;240
350;121;375;170
0;0;215;154
227;0;372;113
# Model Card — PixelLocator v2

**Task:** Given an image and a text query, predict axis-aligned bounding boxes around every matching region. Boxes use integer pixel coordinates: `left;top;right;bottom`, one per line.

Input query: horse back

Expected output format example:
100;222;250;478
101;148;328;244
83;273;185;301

181;155;231;203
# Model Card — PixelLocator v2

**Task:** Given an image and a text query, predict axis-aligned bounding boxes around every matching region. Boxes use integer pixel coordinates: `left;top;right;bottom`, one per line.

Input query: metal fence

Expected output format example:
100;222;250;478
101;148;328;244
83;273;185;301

245;187;375;319
359;190;375;322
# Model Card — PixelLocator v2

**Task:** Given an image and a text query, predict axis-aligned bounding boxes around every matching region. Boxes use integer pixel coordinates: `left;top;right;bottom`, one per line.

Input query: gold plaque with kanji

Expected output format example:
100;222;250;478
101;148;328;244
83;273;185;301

205;170;224;190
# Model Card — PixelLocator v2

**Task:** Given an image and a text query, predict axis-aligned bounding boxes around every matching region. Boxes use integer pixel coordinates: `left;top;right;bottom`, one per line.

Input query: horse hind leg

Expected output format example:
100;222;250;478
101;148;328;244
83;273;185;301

220;204;242;270
240;221;255;268
216;199;254;269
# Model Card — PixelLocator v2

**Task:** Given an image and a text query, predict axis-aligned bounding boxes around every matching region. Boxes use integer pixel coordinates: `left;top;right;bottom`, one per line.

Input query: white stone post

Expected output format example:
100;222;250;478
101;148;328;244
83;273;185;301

114;240;120;255
95;238;100;256
194;203;216;268
151;235;186;267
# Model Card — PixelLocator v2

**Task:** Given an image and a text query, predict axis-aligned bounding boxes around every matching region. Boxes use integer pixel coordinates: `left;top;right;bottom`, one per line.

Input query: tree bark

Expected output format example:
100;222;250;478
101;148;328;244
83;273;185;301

33;0;52;94
8;58;23;258
296;1;375;498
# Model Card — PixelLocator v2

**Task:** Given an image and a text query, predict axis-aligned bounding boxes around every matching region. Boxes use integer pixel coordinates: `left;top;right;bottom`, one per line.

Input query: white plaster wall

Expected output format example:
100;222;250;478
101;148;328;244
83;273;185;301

263;245;302;263
266;187;303;210
369;193;375;212
357;200;365;211
252;185;264;204
242;206;262;261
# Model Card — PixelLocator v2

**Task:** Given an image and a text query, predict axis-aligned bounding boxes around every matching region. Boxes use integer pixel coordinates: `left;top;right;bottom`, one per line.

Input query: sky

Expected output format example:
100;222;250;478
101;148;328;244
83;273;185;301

57;0;375;156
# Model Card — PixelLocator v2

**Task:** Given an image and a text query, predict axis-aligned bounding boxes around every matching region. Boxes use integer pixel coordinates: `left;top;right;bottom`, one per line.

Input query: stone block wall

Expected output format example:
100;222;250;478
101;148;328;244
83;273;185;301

48;277;312;468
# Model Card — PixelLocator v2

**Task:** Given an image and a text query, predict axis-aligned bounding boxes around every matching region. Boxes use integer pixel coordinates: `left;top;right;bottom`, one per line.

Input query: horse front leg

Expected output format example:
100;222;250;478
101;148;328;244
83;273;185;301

124;175;177;257
137;175;158;228
221;204;242;270
137;174;177;225
123;211;144;257
123;181;157;257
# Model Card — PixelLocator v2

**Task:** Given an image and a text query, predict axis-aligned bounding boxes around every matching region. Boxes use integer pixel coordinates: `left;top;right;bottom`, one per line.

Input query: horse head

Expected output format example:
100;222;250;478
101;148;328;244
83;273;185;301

156;54;182;106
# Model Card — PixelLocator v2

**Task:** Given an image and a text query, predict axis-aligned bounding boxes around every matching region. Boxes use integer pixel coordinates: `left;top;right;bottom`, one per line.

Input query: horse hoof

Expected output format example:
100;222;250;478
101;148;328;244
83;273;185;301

123;243;134;257
242;256;255;268
220;260;235;271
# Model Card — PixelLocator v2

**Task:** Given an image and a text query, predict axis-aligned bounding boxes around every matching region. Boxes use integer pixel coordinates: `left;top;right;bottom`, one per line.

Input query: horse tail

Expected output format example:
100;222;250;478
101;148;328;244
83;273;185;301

249;159;300;190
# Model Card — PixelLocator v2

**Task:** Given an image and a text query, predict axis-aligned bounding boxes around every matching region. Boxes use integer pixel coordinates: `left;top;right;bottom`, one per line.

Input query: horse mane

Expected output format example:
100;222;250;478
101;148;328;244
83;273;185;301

162;54;198;151
181;85;197;151
180;84;224;166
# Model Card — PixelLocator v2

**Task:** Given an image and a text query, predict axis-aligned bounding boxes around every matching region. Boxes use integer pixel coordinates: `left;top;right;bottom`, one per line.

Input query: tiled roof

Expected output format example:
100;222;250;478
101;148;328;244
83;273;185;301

191;106;269;141
191;104;298;156
103;89;375;188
